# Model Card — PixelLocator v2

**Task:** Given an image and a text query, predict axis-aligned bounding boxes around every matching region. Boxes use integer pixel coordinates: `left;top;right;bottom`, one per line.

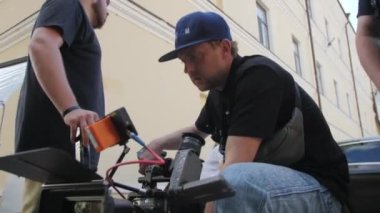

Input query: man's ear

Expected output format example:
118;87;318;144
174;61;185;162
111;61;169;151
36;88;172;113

221;39;232;55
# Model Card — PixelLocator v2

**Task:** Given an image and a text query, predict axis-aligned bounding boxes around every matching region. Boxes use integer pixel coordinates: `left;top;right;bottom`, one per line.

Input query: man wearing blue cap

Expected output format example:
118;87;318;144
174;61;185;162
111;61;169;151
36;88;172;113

139;11;349;212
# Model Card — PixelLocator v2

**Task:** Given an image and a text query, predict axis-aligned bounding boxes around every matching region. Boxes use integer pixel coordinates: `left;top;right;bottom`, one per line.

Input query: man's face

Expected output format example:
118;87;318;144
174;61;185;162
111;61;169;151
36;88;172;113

178;40;231;91
92;0;110;29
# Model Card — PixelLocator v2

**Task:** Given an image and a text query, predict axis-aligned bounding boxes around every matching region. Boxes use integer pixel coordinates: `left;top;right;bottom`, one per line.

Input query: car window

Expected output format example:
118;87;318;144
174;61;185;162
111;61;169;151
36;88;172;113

341;141;380;163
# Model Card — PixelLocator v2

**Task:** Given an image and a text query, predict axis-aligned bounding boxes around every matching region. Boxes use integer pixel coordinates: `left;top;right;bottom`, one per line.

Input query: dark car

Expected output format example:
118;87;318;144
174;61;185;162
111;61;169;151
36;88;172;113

339;136;380;213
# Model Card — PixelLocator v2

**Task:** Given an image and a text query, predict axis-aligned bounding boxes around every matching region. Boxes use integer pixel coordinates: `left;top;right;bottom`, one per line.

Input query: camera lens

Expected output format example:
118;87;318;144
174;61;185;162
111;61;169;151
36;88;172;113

180;133;205;156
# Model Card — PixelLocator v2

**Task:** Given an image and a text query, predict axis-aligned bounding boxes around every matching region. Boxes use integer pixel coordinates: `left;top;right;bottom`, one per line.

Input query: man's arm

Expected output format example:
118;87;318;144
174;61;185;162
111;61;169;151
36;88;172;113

29;27;77;113
29;27;99;144
138;124;208;173
356;15;380;89
222;136;262;170
204;136;261;213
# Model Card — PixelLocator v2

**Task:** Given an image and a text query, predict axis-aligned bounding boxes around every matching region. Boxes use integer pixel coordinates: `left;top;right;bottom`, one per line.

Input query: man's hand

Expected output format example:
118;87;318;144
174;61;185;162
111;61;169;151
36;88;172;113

136;125;207;174
63;108;99;146
137;141;164;174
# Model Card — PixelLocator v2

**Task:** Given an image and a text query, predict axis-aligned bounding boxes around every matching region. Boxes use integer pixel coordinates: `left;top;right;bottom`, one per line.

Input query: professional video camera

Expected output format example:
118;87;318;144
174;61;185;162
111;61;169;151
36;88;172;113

117;132;234;213
0;107;234;213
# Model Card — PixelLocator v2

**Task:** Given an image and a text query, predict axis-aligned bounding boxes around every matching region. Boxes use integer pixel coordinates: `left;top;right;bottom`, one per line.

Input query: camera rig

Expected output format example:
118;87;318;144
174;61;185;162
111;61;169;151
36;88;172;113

0;107;234;213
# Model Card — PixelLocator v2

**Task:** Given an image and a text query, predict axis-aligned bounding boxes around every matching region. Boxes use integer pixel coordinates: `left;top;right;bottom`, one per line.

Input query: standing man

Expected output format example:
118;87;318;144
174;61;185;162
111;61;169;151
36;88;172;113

139;11;349;212
15;0;110;212
356;0;380;89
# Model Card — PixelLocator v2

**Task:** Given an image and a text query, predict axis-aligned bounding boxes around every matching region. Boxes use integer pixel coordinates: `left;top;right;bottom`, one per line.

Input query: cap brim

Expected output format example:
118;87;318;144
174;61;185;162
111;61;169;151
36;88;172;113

158;38;216;62
158;50;178;62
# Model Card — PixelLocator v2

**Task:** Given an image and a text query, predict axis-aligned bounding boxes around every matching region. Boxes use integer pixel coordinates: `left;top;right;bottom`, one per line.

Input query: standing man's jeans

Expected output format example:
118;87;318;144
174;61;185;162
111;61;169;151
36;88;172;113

22;179;42;213
215;163;341;213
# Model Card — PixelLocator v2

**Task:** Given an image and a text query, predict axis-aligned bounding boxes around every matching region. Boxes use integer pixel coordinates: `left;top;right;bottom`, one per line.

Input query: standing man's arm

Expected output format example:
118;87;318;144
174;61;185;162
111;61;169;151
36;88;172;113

29;27;98;144
356;15;380;89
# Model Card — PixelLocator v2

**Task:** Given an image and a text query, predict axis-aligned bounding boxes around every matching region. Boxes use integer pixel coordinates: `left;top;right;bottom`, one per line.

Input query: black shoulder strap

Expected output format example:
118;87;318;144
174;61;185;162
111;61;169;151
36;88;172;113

294;84;302;109
235;55;302;109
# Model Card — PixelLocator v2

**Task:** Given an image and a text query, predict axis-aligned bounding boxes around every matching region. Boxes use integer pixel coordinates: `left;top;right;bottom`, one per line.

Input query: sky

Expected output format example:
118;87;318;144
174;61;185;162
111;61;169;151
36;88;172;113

339;0;358;29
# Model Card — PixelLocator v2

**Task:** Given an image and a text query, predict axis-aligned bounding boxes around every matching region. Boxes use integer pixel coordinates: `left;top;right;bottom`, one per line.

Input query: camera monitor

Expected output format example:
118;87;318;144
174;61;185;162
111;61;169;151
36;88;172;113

87;107;137;152
0;148;102;184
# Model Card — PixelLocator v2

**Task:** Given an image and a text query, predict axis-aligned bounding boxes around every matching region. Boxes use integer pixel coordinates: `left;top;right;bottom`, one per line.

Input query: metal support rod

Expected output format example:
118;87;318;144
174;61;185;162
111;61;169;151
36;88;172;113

109;144;130;179
345;21;364;136
305;0;322;109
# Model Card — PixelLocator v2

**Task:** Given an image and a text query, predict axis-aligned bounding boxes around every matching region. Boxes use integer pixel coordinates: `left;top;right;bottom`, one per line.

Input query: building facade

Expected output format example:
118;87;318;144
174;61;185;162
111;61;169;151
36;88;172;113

0;0;378;200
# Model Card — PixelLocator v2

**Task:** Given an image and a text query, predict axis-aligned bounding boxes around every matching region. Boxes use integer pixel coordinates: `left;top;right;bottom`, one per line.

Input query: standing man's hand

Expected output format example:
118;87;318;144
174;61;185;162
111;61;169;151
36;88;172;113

63;108;99;146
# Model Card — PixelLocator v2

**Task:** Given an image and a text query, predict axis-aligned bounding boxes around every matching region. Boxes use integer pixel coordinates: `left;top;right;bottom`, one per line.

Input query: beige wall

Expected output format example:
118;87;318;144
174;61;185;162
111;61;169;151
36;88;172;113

0;0;378;191
0;38;29;62
0;0;42;33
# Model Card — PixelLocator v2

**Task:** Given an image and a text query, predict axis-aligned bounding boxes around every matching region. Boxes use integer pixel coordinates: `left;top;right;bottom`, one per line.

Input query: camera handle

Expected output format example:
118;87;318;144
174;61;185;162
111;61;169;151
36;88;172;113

108;144;130;179
107;144;145;194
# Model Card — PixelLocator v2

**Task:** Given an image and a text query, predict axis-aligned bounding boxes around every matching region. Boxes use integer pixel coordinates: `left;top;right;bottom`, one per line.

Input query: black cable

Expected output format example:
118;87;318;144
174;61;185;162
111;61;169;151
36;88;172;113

113;181;144;194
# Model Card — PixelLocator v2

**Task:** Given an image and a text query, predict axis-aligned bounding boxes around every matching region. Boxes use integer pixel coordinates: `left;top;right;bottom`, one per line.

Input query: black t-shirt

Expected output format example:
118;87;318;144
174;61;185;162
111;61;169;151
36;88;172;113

195;55;349;204
358;0;376;17
15;0;105;155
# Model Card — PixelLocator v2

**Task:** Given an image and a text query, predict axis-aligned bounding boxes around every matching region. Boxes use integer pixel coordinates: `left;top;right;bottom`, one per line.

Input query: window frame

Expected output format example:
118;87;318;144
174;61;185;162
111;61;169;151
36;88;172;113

316;62;324;95
256;2;271;49
0;57;28;139
334;80;340;108
292;37;302;76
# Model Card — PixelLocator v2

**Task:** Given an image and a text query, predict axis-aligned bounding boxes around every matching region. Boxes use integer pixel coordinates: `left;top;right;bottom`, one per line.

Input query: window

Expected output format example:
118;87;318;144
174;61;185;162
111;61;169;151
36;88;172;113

334;80;340;108
346;93;352;117
0;58;27;103
292;37;302;76
306;0;313;19
316;62;324;95
340;139;380;163
0;57;27;138
338;38;342;56
257;3;270;49
0;101;3;142
325;18;330;42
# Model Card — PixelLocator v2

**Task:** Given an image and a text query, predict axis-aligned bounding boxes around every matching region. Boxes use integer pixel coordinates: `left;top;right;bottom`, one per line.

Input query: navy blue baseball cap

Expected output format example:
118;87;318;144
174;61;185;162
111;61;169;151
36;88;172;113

159;11;232;62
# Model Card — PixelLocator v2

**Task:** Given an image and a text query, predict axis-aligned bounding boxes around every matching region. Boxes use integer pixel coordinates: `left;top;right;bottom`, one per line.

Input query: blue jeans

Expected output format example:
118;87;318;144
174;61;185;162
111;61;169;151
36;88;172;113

215;163;341;213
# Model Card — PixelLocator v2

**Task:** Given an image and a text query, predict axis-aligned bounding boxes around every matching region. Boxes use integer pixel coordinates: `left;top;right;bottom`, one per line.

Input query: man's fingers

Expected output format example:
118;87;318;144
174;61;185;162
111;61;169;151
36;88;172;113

79;119;89;147
86;114;95;126
64;110;99;145
93;113;99;121
70;122;78;143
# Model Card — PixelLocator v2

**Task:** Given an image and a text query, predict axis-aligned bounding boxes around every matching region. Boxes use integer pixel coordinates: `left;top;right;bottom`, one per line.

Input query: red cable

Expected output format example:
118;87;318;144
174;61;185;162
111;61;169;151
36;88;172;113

105;145;165;198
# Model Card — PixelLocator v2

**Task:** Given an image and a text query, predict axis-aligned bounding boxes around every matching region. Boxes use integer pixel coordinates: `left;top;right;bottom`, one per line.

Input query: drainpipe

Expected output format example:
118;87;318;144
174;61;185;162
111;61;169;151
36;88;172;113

344;20;364;136
370;84;380;133
305;0;322;109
